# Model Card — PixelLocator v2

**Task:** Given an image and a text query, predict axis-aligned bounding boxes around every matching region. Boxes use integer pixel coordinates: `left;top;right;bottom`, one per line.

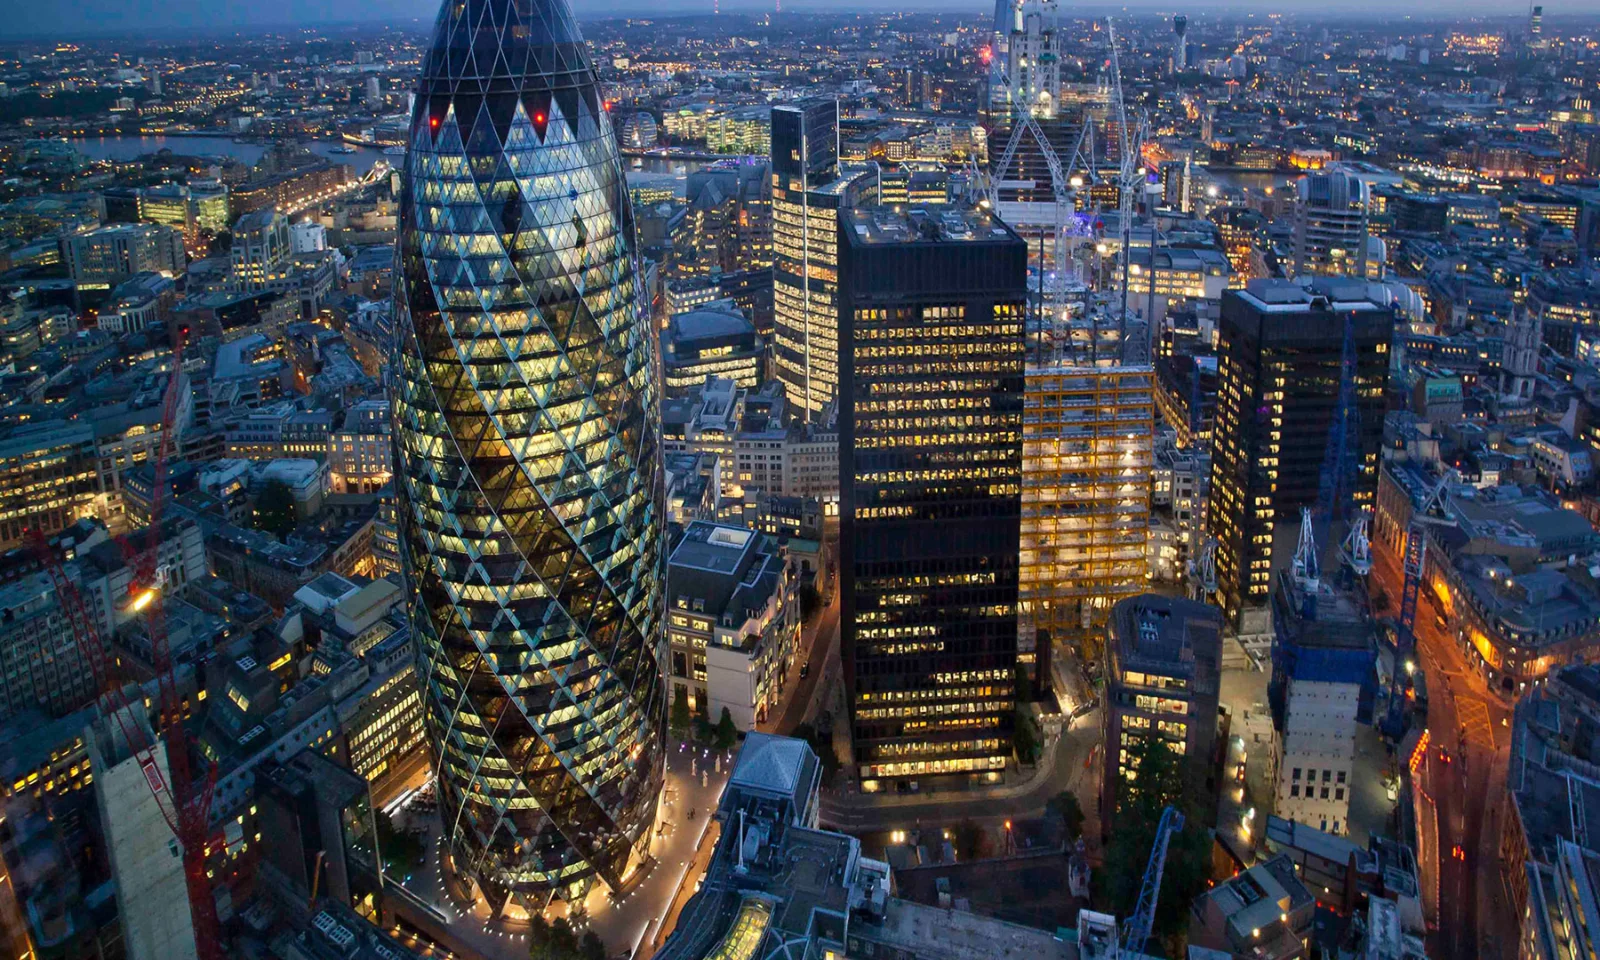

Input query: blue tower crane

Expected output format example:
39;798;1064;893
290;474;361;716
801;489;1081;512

1293;312;1363;620
1385;480;1449;737
1121;805;1186;957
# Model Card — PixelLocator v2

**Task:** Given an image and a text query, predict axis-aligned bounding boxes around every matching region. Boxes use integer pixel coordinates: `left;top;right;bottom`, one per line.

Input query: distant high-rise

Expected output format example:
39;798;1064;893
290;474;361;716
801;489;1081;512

1291;171;1370;279
770;99;873;421
1531;3;1544;38
772;99;838;192
838;203;1027;788
228;209;291;293
392;0;665;910
1206;280;1391;628
1173;14;1190;72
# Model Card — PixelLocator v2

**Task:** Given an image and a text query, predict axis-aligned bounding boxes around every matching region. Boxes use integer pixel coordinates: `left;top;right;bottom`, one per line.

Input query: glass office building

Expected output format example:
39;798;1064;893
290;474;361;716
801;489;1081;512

392;0;665;910
1207;280;1390;627
770;99;874;422
838;204;1028;789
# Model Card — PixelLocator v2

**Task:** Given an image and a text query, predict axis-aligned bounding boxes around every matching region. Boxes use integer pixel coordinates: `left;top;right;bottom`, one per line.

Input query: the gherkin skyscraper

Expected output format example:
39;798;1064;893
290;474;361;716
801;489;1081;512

392;0;665;910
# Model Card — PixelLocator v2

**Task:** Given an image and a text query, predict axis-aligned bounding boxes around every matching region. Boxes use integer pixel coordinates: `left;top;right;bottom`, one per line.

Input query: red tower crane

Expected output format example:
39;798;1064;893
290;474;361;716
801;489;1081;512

28;326;224;960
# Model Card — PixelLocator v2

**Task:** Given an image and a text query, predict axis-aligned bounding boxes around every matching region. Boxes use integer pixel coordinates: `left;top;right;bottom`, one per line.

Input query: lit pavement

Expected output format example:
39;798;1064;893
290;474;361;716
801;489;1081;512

389;742;733;960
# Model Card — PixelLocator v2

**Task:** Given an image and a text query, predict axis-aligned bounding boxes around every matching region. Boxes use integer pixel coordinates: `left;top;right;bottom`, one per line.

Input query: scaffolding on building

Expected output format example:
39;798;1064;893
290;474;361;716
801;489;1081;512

1021;362;1155;659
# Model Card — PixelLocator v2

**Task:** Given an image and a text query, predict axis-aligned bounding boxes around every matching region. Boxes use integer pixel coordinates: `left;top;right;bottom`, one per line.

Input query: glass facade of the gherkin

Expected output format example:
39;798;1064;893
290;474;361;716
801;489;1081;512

392;0;665;910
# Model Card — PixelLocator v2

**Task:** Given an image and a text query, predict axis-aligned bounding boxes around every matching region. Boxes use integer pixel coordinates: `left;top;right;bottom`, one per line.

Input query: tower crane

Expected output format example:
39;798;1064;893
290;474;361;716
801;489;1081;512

1188;536;1218;603
982;6;1148;357
1121;805;1185;957
27;325;223;960
1106;19;1151;362
1296;310;1370;619
1386;480;1451;737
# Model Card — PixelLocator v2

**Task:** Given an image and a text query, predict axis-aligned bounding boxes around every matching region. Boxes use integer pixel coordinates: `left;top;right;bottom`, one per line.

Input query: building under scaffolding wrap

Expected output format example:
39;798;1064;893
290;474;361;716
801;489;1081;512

1021;361;1154;661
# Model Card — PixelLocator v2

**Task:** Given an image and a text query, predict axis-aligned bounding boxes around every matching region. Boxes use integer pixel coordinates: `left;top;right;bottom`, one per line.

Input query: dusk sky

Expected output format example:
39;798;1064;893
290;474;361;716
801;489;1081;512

9;0;1589;38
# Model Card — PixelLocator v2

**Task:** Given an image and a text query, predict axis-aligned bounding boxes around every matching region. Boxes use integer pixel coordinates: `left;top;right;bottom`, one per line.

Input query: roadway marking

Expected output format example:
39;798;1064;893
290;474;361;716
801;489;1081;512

1456;698;1497;750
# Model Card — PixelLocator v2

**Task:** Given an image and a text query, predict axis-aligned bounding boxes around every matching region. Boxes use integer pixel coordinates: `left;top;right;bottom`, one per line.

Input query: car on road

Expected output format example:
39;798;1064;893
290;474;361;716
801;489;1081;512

800;662;810;680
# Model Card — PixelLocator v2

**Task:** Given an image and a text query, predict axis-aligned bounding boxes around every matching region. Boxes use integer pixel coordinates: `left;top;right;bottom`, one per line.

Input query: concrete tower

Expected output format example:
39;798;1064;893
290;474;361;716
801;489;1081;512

1173;15;1190;72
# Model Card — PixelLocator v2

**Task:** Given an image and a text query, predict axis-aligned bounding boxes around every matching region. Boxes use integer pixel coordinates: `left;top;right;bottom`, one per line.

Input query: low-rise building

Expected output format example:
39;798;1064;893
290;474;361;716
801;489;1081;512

1188;854;1316;960
1263;816;1423;929
666;521;798;730
663;377;840;510
1102;594;1225;835
59;223;185;284
663;304;763;396
250;459;331;521
656;733;1078;960
328;399;392;495
0;572;103;721
0;421;101;548
1381;471;1600;696
75;516;208;641
1121;245;1232;301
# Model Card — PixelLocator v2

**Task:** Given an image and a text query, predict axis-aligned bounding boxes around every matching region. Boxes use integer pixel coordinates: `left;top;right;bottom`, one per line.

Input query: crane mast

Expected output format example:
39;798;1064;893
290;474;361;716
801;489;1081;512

30;325;223;960
1121;805;1185;957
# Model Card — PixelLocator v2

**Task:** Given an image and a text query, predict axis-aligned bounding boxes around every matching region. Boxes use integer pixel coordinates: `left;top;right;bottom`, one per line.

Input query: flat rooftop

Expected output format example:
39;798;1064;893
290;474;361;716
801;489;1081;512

845;203;1014;245
669;521;755;574
866;898;1076;960
1109;593;1223;674
1235;277;1390;313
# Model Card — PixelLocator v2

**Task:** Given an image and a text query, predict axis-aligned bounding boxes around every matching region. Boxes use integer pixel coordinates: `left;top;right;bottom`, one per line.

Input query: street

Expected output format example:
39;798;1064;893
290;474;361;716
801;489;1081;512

386;743;733;960
1370;539;1516;960
765;584;840;736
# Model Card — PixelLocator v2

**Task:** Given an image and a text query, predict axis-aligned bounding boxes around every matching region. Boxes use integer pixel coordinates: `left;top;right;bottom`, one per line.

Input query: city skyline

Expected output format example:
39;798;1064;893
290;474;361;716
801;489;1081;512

0;0;1595;957
7;1;1586;38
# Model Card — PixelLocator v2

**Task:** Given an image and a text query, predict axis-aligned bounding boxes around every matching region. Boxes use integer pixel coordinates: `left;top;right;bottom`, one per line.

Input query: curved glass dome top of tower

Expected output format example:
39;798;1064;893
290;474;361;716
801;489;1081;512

393;0;665;910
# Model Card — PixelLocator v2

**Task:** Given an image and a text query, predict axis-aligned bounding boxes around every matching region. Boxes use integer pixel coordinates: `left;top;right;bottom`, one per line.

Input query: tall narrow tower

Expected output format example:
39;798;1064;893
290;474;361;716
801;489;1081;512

1173;15;1189;72
1501;306;1543;400
393;0;666;913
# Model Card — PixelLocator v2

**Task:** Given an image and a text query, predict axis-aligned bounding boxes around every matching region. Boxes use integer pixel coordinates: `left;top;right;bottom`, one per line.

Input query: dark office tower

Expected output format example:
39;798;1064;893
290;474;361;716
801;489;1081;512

771;99;838;188
392;0;665;911
838;204;1028;789
1173;15;1190;71
1206;280;1392;630
771;99;873;422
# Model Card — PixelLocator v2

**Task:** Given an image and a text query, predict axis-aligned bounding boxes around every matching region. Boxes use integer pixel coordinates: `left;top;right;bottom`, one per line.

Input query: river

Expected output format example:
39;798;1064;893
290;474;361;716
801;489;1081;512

71;134;395;175
71;135;714;192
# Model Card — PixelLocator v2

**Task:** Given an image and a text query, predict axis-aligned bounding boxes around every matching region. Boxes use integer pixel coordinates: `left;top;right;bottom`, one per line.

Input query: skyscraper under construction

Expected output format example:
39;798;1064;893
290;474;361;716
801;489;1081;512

392;0;665;911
